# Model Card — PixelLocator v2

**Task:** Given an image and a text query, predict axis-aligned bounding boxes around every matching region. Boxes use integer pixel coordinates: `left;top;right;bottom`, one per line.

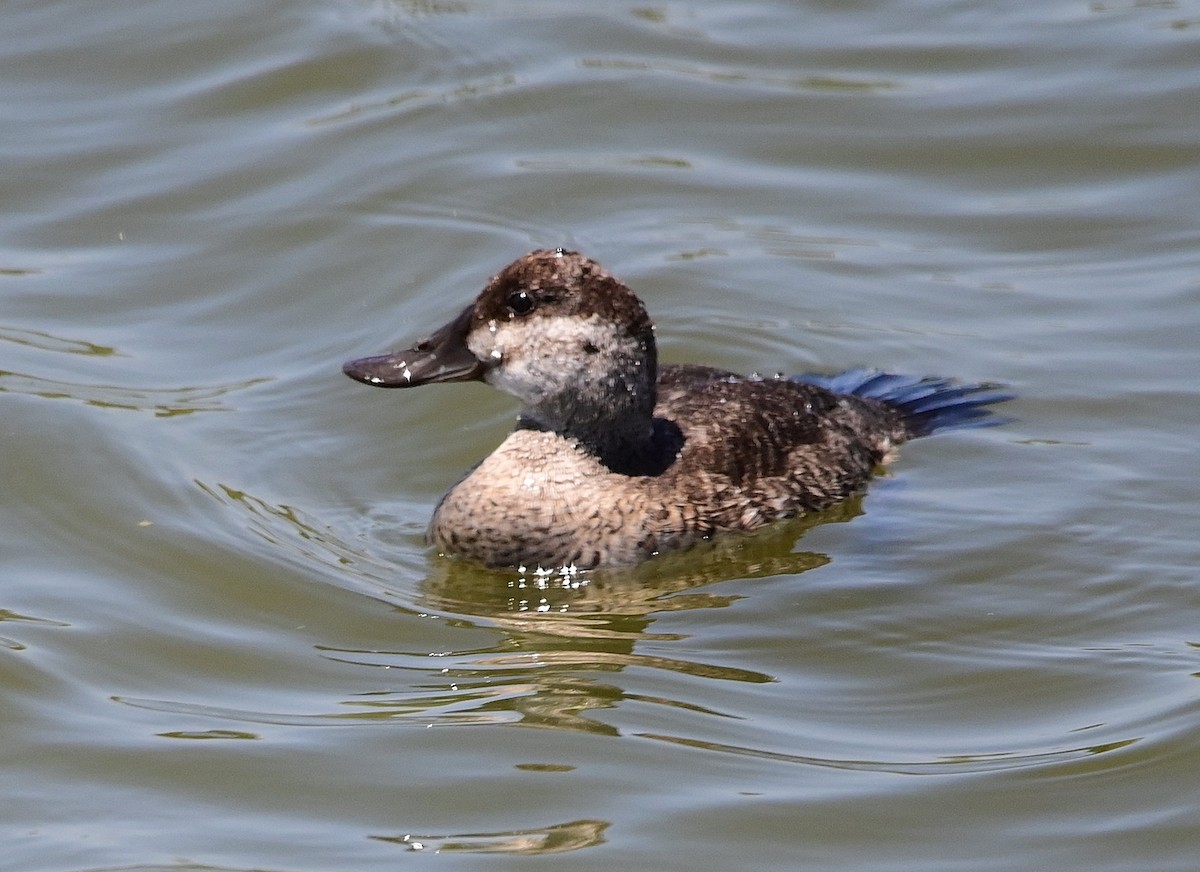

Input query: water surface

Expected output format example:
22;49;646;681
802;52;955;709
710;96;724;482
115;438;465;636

4;1;1200;869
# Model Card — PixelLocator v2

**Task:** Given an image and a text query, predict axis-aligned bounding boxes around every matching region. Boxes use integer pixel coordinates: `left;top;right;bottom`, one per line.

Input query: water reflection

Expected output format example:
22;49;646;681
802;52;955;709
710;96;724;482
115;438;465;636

419;519;836;623
123;464;1156;788
313;646;740;736
167;482;1150;784
372;818;609;855
316;509;857;734
189;478;854;734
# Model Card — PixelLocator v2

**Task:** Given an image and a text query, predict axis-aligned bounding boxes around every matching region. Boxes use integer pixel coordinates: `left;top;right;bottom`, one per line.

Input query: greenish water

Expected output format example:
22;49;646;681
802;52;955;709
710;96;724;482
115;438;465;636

4;1;1200;869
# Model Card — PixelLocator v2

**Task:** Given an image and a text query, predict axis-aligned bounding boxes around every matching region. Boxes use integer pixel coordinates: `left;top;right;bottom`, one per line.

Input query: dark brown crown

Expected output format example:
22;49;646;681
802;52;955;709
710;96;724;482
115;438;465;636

471;249;655;341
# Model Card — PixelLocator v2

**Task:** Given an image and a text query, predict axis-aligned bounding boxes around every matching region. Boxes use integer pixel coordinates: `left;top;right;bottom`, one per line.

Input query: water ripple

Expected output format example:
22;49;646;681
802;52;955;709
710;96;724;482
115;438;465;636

111;693;520;729
309;73;518;126
579;57;902;93
637;731;1140;776
0;370;269;416
0;324;120;356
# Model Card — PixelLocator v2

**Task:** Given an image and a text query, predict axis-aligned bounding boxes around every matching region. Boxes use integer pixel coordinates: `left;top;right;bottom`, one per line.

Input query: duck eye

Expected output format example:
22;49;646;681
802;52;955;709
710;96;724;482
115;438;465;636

506;290;535;316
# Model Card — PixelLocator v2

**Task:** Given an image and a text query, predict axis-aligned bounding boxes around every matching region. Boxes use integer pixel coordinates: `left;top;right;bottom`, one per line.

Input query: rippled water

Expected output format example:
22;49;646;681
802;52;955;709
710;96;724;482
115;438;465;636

5;1;1200;869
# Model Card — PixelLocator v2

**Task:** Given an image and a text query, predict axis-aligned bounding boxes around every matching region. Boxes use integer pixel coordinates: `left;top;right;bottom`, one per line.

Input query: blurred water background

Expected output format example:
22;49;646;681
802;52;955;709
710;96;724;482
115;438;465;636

4;0;1200;869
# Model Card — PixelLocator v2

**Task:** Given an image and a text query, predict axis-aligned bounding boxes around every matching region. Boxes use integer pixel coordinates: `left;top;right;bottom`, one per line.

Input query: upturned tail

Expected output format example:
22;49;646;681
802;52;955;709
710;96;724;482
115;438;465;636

794;367;1014;437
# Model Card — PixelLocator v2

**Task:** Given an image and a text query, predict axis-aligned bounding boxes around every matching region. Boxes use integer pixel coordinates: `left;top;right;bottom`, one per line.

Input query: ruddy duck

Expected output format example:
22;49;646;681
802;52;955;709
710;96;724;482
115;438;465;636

344;249;1010;569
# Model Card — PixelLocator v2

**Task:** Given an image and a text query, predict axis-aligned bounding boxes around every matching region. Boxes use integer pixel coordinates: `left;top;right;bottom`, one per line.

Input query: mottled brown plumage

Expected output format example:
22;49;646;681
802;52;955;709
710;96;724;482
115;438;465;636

344;249;1009;569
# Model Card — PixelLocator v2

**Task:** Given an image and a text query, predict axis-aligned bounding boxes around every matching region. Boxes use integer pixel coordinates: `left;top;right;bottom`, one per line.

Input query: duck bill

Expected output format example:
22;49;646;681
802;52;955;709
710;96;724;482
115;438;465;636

342;304;484;388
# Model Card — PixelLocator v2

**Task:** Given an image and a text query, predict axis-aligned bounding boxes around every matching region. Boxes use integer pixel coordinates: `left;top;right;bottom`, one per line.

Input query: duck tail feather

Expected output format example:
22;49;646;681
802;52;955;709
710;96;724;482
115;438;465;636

793;368;1015;436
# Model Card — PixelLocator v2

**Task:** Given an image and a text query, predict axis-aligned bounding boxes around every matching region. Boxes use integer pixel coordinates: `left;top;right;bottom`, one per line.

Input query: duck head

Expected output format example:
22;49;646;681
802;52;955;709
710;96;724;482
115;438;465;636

344;249;660;452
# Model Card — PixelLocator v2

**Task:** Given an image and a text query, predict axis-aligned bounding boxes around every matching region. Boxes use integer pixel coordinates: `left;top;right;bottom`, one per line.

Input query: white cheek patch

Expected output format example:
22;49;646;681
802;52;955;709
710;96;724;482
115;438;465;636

472;314;623;406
